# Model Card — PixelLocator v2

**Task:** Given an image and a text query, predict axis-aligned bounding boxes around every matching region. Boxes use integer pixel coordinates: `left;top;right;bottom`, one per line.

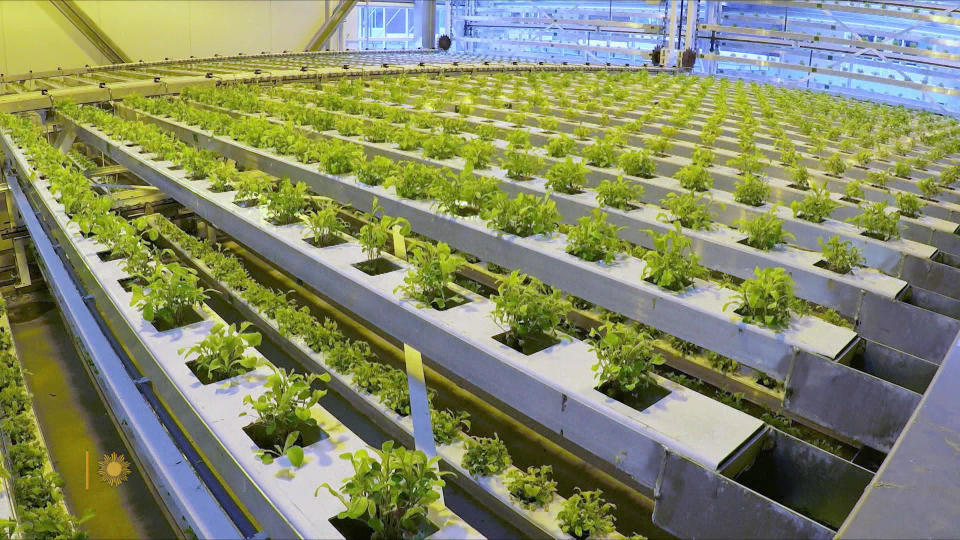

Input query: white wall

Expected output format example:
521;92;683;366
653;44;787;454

0;0;333;76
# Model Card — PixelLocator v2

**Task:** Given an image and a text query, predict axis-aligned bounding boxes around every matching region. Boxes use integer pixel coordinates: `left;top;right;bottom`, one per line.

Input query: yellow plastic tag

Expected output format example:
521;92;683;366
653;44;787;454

392;225;406;259
403;344;425;383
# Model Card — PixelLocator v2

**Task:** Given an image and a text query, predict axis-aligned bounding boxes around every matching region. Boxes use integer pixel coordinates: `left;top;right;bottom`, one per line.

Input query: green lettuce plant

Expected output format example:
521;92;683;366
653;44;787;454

724;267;795;330
735;208;795;250
505;466;557;510
356;156;397;186
789;182;838;223
595;175;643;211
733;173;770;207
301;204;345;246
545;135;576;158
431;409;470;446
565;210;623;264
589;322;664;393
674;163;713;192
500;149;545;180
557;489;617;540
320;441;449;539
848;201;900;240
895;192;924;218
659;191;714;230
462;435;512;477
617;149;656;178
545;158;588;194
491;271;570;346
822;152;847;177
818;236;864;274
264;179;309;225
242;365;329;447
583;139;618;168
130;263;208;327
396;243;465;309
180;322;262;383
485;193;560;238
642;224;707;290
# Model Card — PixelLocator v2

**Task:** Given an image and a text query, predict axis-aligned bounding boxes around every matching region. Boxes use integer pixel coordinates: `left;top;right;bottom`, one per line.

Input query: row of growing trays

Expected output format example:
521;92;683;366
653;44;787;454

49;97;876;536
398;71;960;222
406;69;957;174
0;116;489;540
0;292;85;539
184;76;960;277
363;73;960;245
4;102;707;538
86;83;941;452
111;82;958;370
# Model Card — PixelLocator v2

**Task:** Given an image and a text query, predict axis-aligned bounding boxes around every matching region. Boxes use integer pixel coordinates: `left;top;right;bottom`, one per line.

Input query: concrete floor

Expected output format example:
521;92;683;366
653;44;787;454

8;296;176;539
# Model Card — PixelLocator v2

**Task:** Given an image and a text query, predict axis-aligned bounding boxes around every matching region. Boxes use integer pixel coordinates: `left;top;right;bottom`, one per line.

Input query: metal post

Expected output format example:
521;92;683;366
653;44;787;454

666;0;679;67
684;0;699;54
414;0;437;50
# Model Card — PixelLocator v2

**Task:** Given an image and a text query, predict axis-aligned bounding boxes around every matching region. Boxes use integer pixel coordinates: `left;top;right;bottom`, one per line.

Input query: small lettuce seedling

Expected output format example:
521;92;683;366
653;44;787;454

658;191;714;231
396;242;465;310
790;182;839;223
462;434;512;477
321;441;450;539
589;322;665;393
565;210;624;264
818;236;864;274
505;466;557;510
641;224;708;291
557;489;617;540
546;157;588;194
724;267;795;330
180;322;262;383
595;175;644;211
736;207;795;250
847;201;900;240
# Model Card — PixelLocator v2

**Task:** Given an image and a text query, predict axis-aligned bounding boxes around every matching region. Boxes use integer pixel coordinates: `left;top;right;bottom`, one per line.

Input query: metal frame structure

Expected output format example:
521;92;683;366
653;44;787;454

0;23;959;536
448;1;960;114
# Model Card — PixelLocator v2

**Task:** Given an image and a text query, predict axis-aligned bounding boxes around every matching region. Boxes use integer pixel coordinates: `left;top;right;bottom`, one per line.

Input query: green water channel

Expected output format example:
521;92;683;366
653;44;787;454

7;293;176;539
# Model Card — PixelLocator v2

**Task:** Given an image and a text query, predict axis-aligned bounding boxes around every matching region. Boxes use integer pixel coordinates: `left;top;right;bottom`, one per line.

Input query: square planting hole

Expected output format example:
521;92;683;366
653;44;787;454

307;234;348;248
233;198;259;208
118;276;147;292
96;249;125;262
149;307;205;333
493;331;560;356
352;257;400;276
597;380;670;412
186;359;256;385
427;288;472;311
329;516;438;540
813;259;852;274
243;420;327;452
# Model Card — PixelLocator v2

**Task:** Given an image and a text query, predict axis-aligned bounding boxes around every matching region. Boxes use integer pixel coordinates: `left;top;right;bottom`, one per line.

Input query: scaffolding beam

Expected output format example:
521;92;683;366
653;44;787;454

48;0;131;64
305;0;357;51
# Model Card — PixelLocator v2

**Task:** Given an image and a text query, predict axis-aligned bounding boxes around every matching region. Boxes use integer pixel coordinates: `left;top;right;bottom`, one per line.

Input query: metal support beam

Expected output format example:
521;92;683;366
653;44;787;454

666;0;679;67
415;0;437;50
305;0;358;52
48;0;131;64
684;0;699;52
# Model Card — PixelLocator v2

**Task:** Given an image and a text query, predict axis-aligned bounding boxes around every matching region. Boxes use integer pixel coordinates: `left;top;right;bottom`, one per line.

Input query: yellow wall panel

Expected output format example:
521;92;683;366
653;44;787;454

188;0;272;57
82;0;193;62
0;0;106;75
270;0;330;52
3;0;330;75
